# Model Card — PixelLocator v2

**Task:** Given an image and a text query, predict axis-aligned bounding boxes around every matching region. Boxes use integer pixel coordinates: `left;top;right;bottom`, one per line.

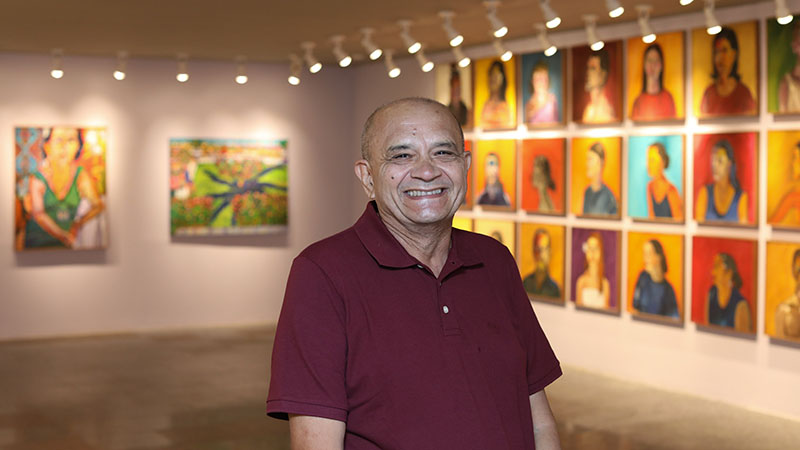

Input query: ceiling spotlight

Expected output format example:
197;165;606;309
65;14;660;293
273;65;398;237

288;54;302;86
301;42;322;74
606;0;625;18
234;56;248;85
452;46;471;68
679;0;693;5
360;28;383;60
704;0;721;35
439;11;464;47
50;48;64;79
540;0;561;29
637;5;656;44
398;20;422;54
415;50;434;73
484;1;508;38
583;15;604;51
113;51;127;81
331;35;352;68
535;24;557;57
176;53;189;83
384;49;401;78
776;0;794;25
493;39;512;62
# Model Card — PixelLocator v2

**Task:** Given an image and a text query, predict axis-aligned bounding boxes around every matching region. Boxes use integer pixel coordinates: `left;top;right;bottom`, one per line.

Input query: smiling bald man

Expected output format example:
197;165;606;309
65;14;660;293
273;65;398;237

267;97;562;450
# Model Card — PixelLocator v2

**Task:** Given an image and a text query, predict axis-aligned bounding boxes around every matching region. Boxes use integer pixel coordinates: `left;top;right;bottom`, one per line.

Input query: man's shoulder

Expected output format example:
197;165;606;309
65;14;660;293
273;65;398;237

297;225;363;265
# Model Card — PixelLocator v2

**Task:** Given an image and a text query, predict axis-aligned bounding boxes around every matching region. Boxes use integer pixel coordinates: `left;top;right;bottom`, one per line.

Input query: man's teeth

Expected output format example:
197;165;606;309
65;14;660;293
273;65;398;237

407;189;443;197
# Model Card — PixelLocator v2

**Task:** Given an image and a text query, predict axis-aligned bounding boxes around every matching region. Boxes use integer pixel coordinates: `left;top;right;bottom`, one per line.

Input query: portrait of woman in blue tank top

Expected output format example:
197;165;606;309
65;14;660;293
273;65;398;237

632;239;679;319
706;253;753;333
694;139;749;225
646;143;683;221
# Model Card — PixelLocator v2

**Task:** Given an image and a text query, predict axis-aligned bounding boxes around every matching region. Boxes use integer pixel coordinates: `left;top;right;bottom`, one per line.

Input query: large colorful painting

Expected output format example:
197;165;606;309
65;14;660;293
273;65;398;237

627;135;684;222
626;31;685;122
474;218;515;257
767;131;800;228
169;138;288;236
570;228;620;314
521;50;564;126
765;241;800;342
570;137;621;219
435;62;473;128
767;19;800;114
474;140;516;210
14;126;108;250
518;223;565;304
691;236;757;334
626;231;684;323
693;132;757;226
520;138;565;215
571;41;623;124
473;56;517;130
691;21;758;118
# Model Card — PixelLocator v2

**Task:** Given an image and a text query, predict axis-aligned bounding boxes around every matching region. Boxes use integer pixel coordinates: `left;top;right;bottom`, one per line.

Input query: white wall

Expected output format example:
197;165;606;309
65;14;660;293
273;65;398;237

0;53;357;339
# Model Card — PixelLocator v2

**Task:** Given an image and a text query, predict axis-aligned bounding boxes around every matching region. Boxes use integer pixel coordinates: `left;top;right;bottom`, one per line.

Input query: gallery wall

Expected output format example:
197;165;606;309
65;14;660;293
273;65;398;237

1;53;359;339
349;2;800;420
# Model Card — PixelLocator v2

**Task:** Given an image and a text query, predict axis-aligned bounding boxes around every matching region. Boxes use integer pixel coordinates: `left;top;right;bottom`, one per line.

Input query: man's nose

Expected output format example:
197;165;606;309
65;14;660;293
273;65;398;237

410;156;442;180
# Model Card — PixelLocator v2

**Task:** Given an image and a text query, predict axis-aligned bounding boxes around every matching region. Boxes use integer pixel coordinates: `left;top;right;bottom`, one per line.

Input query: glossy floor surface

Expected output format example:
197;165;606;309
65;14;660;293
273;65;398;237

1;325;798;450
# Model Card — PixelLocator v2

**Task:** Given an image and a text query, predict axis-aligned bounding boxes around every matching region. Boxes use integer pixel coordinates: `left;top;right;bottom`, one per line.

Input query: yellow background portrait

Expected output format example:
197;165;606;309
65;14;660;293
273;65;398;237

570;137;622;217
474;218;515;257
452;216;473;232
765;241;800;341
474;140;517;209
627;31;685;120
626;232;684;320
517;223;565;301
767;130;800;228
473;56;517;130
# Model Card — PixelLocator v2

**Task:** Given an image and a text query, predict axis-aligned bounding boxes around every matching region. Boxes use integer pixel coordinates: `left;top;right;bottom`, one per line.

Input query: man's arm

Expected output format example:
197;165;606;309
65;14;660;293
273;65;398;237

288;415;345;450
529;389;561;450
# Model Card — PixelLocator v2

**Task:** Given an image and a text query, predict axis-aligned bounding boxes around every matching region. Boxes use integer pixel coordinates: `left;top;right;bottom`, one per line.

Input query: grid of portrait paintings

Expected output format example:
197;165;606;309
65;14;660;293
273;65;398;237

441;19;800;346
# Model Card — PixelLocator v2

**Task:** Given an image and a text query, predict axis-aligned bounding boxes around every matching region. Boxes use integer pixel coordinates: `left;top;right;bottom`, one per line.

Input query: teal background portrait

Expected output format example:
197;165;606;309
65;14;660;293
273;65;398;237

627;135;683;219
521;50;563;124
768;19;799;113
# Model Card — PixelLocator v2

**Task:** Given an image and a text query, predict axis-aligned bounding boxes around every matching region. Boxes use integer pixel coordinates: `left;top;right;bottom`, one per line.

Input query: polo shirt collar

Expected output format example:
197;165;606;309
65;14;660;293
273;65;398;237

354;201;482;270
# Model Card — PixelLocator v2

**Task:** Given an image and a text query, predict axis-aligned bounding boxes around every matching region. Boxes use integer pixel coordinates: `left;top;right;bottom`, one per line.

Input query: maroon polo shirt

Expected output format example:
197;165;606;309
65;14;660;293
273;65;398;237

267;202;561;449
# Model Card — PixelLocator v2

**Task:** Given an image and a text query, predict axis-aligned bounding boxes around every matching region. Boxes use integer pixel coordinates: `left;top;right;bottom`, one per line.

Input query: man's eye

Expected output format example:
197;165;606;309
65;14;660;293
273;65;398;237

392;153;411;160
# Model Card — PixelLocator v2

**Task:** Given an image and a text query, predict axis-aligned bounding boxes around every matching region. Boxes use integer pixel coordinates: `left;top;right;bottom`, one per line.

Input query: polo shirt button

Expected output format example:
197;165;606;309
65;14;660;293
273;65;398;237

443;305;450;314
416;264;423;269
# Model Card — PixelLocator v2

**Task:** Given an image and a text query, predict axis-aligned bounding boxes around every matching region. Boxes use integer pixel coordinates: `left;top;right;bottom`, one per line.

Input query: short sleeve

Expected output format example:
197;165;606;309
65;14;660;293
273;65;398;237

266;256;348;422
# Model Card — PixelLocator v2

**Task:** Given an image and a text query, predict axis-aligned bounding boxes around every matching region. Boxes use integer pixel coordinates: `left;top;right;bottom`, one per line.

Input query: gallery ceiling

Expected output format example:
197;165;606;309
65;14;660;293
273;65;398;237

0;0;760;65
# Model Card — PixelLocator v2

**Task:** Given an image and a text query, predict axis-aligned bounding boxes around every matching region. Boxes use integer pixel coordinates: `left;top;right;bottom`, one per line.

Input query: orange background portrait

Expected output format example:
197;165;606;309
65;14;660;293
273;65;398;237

474;218;515;257
767;131;800;228
691;21;759;118
690;236;757;332
473;56;517;130
626;231;684;321
520;138;565;215
765;241;800;342
517;223;565;303
571;41;623;124
570;136;622;217
626;31;685;121
474;139;516;210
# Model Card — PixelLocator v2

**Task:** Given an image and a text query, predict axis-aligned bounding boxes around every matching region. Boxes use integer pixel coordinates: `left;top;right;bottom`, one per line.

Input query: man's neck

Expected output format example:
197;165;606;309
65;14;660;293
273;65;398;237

381;215;452;278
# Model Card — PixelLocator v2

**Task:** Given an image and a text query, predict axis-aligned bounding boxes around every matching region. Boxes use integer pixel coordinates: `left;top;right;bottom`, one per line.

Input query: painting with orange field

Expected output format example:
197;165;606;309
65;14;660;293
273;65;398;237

473;218;515;258
520;138;565;215
626;231;684;323
626;31;685;121
570;136;622;219
765;241;800;343
474;140;516;210
472;56;517;130
767;131;800;229
518;223;565;303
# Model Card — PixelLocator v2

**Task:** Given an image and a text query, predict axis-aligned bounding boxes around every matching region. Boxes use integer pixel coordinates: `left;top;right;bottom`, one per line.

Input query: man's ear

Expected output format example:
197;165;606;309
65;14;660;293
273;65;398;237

354;160;375;199
464;150;472;172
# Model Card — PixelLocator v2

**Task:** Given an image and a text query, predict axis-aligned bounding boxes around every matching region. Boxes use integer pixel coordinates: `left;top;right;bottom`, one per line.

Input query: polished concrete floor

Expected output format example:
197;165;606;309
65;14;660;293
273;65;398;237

0;325;798;450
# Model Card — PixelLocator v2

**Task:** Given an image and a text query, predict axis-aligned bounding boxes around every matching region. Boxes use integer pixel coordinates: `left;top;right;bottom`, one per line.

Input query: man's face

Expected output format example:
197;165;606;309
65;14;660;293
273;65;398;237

534;233;551;271
359;102;470;229
585;56;606;91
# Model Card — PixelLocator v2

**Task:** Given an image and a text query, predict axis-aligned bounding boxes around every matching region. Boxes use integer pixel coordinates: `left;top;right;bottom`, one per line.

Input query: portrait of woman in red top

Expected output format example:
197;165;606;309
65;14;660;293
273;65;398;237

699;27;756;117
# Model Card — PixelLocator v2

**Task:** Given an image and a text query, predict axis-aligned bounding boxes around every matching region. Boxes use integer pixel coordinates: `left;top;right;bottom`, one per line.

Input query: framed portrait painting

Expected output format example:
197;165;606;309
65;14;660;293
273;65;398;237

474;218;515;257
518;223;565;304
435;62;473;129
767;131;800;228
520;50;564;126
626;31;685;122
570;137;622;219
627;134;684;223
626;231;684;324
767;19;800;114
693;132;757;226
765;241;800;342
691;236;757;335
473;56;517;130
461;140;474;210
691;21;758;118
520;138;565;216
570;227;621;314
474;139;516;210
571;41;623;124
14;126;108;251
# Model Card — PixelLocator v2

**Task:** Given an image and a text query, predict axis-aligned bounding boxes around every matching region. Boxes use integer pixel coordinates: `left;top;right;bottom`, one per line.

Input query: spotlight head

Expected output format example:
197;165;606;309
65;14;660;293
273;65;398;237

637;5;656;44
301;41;322;74
360;27;383;60
606;0;625;18
288;54;302;86
540;0;561;29
415;50;435;73
439;10;464;47
384;49;401;78
113;50;128;81
484;1;508;38
50;48;64;79
331;35;352;68
704;0;722;35
776;0;794;25
679;0;694;5
398;20;422;54
453;47;471;68
176;53;189;83
235;55;248;85
583;15;604;51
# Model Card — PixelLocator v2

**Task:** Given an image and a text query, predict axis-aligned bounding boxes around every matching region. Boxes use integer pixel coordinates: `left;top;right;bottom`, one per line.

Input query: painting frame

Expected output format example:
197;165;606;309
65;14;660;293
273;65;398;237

518;222;566;305
520;49;565;127
434;61;474;129
767;18;800;115
765;240;800;343
626;31;685;122
570;136;622;220
473;139;517;211
520;138;566;216
473;56;518;131
571;41;623;125
570;227;621;315
626;231;685;325
627;134;686;223
766;130;800;229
